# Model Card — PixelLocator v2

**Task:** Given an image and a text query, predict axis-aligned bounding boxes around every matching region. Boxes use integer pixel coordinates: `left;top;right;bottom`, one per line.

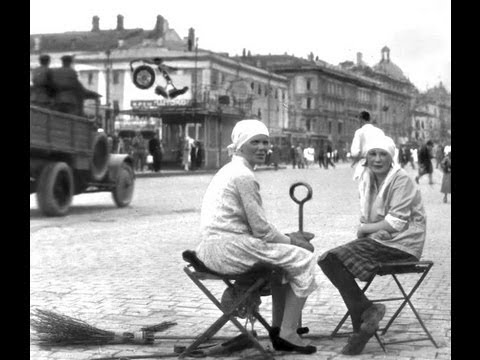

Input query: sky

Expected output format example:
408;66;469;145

30;0;451;92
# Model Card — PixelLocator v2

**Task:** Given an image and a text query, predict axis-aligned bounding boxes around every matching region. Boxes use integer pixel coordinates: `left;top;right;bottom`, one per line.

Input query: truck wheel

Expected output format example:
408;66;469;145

91;132;110;181
112;163;135;207
36;162;74;216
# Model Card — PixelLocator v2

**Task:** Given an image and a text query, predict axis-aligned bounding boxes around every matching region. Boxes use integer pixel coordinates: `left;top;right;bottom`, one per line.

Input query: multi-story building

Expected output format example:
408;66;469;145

30;15;290;169
411;82;451;145
236;46;417;153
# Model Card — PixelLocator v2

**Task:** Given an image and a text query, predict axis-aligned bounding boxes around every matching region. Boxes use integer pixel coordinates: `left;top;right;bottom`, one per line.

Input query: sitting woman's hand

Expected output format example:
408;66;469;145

356;223;368;239
370;229;392;240
287;232;315;252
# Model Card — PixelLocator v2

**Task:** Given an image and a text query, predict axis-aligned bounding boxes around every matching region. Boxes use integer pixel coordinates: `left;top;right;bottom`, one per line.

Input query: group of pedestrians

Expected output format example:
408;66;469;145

30;54;101;116
193;118;429;355
350;110;451;204
289;143;337;169
181;135;205;171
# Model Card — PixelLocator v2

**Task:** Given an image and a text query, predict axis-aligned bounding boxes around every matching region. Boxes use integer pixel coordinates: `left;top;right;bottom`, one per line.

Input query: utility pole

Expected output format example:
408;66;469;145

105;49;111;132
194;38;198;106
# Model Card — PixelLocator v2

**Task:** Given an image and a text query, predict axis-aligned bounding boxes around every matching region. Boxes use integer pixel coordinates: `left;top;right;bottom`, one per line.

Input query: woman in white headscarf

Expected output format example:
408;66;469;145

195;119;321;354
318;135;427;355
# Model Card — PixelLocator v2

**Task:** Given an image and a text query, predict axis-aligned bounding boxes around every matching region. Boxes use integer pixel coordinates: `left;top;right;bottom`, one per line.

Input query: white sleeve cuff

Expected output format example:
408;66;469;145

385;214;407;231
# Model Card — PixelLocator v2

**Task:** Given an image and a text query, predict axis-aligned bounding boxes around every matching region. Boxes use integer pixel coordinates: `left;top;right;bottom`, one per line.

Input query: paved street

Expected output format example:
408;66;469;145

30;162;451;360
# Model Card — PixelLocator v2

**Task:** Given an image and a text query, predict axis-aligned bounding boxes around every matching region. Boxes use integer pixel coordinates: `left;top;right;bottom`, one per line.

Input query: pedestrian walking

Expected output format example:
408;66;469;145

182;135;193;171
404;146;415;169
397;145;407;168
415;140;434;185
435;143;445;169
440;150;451;203
194;119;320;355
195;141;205;170
350;111;385;179
318;135;426;355
411;147;418;167
295;143;306;169
290;144;297;169
132;132;148;172
316;145;325;168
325;143;336;169
269;143;281;170
303;145;315;169
190;140;198;171
148;134;163;172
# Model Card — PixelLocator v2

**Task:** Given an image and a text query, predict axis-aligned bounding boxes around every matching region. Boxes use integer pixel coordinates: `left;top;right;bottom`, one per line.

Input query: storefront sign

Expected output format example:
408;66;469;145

131;99;191;109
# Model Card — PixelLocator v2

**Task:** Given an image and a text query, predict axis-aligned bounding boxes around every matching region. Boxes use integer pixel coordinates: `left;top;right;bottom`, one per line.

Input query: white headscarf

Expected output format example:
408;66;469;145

364;135;396;159
227;119;269;153
359;135;401;221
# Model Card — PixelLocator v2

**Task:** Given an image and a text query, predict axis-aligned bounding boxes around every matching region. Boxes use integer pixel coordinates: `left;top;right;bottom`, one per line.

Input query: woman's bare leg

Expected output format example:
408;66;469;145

279;285;308;346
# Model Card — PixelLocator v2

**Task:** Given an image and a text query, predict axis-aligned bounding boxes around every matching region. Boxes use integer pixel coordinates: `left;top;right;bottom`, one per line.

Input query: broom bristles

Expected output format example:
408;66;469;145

31;309;115;345
31;309;177;346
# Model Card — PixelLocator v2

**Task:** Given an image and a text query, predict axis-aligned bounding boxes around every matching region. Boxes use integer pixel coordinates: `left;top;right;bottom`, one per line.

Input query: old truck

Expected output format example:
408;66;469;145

30;104;135;216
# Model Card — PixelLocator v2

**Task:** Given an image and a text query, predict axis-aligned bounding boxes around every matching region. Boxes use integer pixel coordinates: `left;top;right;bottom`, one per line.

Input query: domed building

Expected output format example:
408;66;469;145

373;46;409;82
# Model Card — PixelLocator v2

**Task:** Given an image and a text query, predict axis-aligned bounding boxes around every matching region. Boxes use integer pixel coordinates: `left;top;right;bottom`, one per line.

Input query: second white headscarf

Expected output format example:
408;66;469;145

227;119;270;153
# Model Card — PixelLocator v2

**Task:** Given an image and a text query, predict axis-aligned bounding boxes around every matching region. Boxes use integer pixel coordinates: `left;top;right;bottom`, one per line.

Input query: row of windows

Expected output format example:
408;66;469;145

299;117;360;135
307;76;377;104
84;70;122;85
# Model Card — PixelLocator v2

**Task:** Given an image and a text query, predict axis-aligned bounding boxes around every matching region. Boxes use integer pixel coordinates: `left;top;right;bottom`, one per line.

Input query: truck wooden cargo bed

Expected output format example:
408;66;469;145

30;104;96;157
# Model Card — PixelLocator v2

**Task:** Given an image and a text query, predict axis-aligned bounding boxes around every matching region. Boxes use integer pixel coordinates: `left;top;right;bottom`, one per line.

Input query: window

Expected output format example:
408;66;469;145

113;70;120;85
257;108;262;118
274;89;278;99
306;119;311;131
282;91;285;100
258;84;262;95
307;97;312;109
88;72;93;85
338;122;343;135
113;100;120;115
328;121;332;134
306;78;311;91
251;82;255;90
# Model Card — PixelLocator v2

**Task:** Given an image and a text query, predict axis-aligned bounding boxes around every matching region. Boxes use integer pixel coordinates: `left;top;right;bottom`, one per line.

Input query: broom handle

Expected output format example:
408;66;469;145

92;354;178;360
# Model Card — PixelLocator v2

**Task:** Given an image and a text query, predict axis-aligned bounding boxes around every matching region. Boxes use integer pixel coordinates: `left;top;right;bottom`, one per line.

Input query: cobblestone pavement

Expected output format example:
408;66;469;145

30;163;451;360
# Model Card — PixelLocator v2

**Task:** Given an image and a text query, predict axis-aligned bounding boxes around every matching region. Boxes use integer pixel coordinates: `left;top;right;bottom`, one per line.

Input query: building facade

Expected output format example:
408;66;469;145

411;83;451;146
236;47;418;154
30;15;290;169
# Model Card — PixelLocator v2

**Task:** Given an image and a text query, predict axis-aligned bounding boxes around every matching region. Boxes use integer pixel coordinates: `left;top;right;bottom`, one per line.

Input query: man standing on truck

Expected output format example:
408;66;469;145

30;54;54;108
51;55;100;116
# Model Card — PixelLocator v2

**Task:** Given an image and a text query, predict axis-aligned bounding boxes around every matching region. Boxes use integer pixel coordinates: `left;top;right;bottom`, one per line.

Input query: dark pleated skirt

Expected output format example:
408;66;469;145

441;173;451;194
320;238;418;281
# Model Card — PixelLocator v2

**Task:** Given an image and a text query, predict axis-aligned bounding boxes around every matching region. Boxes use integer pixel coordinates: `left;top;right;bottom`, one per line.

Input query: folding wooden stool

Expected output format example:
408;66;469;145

331;260;439;352
180;250;276;359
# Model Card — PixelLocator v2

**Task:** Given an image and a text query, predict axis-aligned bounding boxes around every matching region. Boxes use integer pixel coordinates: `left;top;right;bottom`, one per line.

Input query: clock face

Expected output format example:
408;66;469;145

132;65;156;89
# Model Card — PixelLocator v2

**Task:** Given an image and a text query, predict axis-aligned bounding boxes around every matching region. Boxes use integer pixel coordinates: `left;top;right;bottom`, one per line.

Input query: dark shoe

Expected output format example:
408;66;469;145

268;326;280;342
360;304;386;335
341;304;386;355
269;326;309;339
341;332;371;355
271;336;316;354
297;326;310;335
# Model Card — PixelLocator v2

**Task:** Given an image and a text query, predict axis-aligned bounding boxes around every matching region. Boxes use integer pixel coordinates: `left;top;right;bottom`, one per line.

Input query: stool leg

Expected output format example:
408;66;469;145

381;270;428;335
181;271;272;358
331;277;375;337
382;273;438;348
